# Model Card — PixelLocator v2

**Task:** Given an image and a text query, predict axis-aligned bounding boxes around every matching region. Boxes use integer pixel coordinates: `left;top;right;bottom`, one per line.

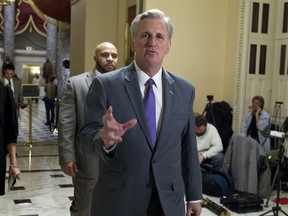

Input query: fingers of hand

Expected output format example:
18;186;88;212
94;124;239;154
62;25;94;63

102;106;137;146
64;168;75;177
102;129;122;146
102;118;137;145
61;163;76;176
102;120;121;143
10;166;20;176
73;163;78;173
103;106;114;125
122;119;137;131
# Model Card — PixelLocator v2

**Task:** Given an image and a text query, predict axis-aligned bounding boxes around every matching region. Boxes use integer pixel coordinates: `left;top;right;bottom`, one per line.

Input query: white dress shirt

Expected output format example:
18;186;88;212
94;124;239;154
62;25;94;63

134;62;163;137
4;78;14;93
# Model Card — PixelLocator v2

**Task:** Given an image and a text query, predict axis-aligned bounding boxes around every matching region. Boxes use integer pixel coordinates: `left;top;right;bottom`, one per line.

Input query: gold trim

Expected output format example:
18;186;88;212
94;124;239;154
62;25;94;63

29;0;70;29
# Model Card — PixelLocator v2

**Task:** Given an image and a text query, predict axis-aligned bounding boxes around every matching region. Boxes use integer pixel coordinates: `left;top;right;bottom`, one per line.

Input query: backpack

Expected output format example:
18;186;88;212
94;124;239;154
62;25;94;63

220;191;263;214
204;101;233;153
201;168;234;197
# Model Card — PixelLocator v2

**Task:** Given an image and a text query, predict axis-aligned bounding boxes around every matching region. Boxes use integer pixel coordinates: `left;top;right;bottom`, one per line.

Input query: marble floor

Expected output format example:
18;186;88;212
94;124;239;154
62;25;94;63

1;100;72;216
1;100;288;215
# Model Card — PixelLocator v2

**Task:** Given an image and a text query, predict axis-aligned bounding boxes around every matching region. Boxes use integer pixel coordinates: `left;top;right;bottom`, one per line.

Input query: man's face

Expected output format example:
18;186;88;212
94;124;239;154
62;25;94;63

4;69;14;80
195;125;207;137
131;18;171;72
95;45;118;73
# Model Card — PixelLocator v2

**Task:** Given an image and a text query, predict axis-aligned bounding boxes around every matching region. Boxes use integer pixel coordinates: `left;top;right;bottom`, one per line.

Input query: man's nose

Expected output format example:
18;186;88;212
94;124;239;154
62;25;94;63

107;55;113;61
147;36;157;45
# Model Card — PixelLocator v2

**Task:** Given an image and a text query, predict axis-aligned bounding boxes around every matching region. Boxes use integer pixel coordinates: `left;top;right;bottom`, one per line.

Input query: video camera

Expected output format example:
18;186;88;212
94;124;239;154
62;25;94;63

207;95;214;102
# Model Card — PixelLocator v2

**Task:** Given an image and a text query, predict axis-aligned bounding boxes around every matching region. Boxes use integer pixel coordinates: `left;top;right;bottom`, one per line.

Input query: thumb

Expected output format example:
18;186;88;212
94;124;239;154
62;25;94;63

122;118;137;132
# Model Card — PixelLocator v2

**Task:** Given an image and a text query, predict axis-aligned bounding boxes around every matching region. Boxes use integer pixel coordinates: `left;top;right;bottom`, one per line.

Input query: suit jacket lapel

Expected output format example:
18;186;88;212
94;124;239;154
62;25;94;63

85;70;97;88
124;64;153;149
154;70;175;151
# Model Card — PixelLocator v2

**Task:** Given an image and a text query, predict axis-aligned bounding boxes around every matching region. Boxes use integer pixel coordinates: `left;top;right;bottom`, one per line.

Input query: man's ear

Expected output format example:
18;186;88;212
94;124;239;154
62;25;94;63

131;39;135;52
165;40;171;54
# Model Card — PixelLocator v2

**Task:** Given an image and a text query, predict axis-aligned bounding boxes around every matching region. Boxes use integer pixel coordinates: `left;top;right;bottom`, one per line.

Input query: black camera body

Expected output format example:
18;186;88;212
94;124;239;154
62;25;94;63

207;95;214;102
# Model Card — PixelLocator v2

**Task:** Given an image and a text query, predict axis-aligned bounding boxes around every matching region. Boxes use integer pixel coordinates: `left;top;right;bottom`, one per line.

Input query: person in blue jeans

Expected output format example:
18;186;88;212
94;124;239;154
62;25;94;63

44;76;57;125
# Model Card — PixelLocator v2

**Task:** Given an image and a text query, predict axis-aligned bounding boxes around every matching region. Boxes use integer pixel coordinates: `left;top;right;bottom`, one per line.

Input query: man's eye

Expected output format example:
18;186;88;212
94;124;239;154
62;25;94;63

101;53;109;58
141;34;149;39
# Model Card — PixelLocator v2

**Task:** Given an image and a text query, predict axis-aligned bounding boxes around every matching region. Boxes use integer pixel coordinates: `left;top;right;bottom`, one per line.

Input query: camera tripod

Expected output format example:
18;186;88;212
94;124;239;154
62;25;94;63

272;102;283;131
260;136;288;216
271;102;284;149
202;95;216;126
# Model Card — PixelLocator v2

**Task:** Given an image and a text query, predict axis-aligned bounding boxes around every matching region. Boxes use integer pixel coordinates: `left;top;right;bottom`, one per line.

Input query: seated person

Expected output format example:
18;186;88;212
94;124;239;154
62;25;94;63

240;95;271;153
195;115;224;170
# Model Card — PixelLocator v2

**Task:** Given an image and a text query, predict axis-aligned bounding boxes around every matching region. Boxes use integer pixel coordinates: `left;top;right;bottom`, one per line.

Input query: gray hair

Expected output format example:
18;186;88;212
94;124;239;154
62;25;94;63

252;95;265;108
130;9;173;40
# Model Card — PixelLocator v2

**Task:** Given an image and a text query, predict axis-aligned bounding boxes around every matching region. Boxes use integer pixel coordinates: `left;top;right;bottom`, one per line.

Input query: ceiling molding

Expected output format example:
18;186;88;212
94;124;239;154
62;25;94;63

71;0;81;6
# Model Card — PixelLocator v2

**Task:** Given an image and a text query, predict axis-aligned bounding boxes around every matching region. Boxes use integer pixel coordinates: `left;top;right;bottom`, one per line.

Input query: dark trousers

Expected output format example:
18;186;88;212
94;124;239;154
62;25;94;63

44;98;55;123
147;187;164;216
205;152;224;170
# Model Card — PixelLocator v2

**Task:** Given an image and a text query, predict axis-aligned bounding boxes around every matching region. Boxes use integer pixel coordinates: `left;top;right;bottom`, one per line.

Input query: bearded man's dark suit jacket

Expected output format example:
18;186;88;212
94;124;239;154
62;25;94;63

77;63;202;216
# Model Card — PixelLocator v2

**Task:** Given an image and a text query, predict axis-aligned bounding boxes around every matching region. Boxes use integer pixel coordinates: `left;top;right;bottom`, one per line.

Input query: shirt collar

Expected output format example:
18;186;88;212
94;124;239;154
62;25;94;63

95;69;102;76
4;77;11;85
134;61;162;88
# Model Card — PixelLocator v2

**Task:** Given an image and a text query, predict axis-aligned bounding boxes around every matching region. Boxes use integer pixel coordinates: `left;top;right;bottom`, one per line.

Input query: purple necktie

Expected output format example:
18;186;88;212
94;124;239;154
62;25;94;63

144;78;156;146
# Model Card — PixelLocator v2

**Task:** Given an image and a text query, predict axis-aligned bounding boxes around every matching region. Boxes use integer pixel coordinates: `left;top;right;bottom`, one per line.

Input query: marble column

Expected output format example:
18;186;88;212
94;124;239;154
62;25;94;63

46;23;57;76
4;2;15;61
56;27;70;98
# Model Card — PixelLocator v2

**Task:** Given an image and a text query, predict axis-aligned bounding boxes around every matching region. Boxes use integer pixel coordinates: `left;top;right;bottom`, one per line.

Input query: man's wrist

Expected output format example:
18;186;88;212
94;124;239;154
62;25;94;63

103;142;117;153
187;200;201;203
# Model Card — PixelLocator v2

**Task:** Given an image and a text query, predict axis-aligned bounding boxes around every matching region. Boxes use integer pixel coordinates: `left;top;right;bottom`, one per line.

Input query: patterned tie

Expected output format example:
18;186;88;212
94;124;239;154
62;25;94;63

143;78;156;146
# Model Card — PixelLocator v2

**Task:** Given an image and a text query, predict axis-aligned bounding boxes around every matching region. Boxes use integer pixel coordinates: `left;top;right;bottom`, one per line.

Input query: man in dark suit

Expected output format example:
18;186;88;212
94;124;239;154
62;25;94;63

2;60;25;116
77;9;202;216
58;42;118;216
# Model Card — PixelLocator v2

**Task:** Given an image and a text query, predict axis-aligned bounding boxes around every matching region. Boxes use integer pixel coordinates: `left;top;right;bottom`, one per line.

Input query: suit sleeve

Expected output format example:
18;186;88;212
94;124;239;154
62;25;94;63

58;78;77;164
76;77;106;159
4;87;18;149
182;88;203;201
17;79;24;104
257;111;270;132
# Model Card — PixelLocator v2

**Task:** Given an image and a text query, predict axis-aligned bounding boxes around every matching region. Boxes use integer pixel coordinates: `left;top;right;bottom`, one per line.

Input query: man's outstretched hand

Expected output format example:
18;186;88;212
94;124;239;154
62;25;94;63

101;106;137;149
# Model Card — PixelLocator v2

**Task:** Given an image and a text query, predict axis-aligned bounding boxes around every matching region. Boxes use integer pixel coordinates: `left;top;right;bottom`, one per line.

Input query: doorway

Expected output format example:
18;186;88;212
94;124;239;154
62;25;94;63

238;0;288;132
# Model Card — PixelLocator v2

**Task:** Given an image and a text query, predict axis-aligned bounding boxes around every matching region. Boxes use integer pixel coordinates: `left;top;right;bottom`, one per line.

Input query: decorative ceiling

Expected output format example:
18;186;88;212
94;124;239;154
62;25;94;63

31;0;70;23
0;0;70;36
